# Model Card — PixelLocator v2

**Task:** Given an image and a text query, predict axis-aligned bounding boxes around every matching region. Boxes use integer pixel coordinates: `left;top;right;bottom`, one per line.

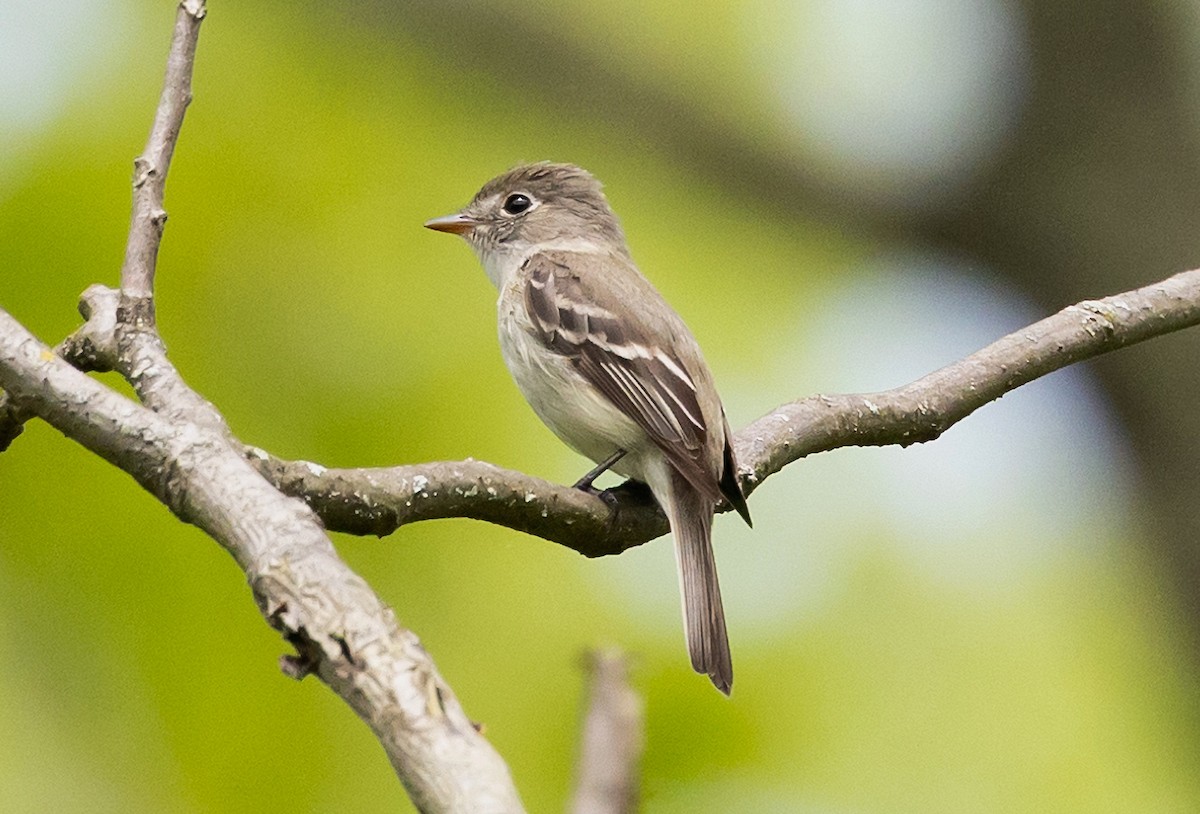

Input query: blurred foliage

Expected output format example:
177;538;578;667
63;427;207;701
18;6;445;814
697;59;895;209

3;1;1200;812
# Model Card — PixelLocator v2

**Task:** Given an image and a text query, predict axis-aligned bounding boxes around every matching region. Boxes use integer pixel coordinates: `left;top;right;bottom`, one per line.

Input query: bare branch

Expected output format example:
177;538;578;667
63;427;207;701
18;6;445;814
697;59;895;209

0;304;527;814
254;268;1200;556
120;0;204;301
570;650;643;814
0;4;527;810
739;269;1200;484
247;452;666;557
0;285;120;451
109;0;219;424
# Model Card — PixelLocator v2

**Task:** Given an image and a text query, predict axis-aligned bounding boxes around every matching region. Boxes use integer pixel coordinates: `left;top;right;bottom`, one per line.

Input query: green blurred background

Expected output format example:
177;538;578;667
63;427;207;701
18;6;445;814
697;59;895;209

4;0;1200;811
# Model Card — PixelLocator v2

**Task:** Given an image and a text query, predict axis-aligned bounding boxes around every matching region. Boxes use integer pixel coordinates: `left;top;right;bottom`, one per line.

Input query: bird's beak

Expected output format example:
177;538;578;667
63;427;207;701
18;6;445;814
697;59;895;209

424;212;479;236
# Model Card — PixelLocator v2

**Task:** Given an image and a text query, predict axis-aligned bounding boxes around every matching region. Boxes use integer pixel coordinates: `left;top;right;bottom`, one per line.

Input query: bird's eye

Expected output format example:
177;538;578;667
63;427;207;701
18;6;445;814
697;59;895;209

502;193;533;215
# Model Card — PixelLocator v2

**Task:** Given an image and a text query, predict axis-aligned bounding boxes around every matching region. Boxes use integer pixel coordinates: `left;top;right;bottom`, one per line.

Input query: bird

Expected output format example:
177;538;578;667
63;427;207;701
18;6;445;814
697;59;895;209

425;162;751;694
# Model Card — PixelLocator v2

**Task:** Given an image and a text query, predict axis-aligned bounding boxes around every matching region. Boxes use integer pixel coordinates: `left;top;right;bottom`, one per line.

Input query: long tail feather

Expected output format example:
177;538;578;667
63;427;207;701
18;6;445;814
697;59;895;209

667;470;733;695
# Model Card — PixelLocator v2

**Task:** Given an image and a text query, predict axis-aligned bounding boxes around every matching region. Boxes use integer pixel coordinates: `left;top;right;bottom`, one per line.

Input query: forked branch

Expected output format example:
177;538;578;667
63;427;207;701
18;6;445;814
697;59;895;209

0;3;525;811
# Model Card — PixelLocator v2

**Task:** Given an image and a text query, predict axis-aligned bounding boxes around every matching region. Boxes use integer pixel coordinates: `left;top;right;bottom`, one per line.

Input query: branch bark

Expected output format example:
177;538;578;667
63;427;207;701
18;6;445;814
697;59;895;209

0;306;525;813
251;269;1200;556
570;650;643;814
0;3;525;811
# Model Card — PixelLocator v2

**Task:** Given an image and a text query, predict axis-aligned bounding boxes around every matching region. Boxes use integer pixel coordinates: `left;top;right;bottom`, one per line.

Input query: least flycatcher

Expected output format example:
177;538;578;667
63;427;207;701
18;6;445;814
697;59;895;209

425;163;751;694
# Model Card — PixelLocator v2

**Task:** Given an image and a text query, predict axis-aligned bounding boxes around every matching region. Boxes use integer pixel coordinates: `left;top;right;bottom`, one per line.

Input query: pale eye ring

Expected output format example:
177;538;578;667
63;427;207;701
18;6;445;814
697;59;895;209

502;193;534;215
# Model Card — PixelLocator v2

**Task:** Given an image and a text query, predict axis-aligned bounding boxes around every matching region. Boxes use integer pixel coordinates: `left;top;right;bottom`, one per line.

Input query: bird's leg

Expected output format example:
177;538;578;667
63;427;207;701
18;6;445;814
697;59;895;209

573;451;661;537
573;449;626;494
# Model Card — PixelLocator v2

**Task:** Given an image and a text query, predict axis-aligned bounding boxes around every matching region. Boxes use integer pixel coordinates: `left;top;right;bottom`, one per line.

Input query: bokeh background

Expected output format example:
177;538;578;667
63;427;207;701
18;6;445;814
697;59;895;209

4;0;1200;811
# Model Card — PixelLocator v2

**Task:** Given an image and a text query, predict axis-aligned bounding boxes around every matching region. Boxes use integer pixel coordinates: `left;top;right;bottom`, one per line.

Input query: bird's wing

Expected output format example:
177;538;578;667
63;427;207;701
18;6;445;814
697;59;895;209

522;250;724;500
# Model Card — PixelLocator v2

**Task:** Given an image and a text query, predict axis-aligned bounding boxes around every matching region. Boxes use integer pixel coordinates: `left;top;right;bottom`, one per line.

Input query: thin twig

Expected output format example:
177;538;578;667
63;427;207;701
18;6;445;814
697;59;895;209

120;0;204;301
740;270;1200;484
250;269;1200;556
112;0;217;421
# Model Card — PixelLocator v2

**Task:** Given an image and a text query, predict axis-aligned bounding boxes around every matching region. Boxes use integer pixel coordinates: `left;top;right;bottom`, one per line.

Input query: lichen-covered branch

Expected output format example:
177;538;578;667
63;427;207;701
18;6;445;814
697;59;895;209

254;269;1200;556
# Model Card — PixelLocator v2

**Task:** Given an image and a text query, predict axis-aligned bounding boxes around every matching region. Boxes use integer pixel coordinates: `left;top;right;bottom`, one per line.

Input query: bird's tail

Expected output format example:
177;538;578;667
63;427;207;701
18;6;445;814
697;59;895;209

667;469;733;695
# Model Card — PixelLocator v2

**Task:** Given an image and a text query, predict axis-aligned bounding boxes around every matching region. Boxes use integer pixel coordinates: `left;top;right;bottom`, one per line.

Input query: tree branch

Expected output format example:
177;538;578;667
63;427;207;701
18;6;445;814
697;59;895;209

0;307;525;813
0;285;119;451
739;269;1200;482
115;0;220;422
120;0;202;302
0;3;526;811
252;269;1200;556
247;451;667;557
569;650;643;814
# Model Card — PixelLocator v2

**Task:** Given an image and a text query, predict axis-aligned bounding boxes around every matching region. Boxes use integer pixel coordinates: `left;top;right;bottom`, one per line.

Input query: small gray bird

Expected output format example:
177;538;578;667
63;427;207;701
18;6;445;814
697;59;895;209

425;163;751;694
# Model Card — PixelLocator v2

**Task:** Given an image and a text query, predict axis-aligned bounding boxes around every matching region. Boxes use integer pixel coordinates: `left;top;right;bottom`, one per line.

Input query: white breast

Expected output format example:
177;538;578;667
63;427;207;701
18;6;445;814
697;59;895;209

496;288;654;476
